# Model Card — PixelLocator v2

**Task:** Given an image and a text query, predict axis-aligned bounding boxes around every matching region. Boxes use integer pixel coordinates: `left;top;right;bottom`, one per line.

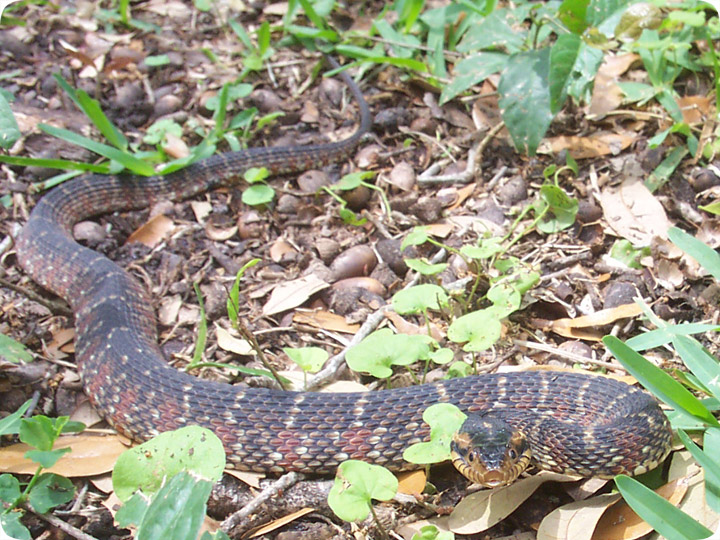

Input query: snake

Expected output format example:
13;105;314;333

14;57;673;486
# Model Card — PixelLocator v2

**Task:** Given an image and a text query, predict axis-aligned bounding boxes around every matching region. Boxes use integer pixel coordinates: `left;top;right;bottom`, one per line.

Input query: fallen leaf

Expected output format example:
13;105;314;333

541;131;637;159
550;303;643;340
262;275;329;316
398;470;426;495
591;477;690;540
537;493;621;540
293;310;360;334
599;179;671;245
0;435;128;476
449;471;581;534
215;325;253;356
249;508;315;538
190;200;212;223
126;214;175;247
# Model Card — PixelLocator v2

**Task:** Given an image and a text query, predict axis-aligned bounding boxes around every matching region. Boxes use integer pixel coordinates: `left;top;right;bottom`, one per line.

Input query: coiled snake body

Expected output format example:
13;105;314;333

16;60;672;480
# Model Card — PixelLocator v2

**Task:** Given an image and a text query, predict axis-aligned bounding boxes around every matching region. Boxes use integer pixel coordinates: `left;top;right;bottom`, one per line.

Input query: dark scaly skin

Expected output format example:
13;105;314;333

15;60;672;478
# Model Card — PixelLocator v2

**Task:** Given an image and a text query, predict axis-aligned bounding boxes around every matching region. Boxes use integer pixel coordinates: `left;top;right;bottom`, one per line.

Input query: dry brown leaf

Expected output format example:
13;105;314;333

215;325;253;356
69;400;104;429
190;200;212;223
249;508;316;538
385;311;444;341
589;53;639;117
599;179;671;245
46;327;75;358
89;473;114;494
126;214;175;247
677;95;711;124
449;471;581;534
293;309;359;334
541;132;637;159
0;435;127;476
269;238;297;262
551;303;643;340
591;477;690;540
397;470;426;495
537;493;621;540
205;222;237;241
262;275;329;316
425;222;455;238
158;294;182;326
224;468;263;488
162;132;189;159
448;183;477;211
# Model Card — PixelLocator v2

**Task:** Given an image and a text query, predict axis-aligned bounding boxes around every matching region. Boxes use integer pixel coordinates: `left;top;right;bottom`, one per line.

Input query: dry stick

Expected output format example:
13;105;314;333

19;503;99;540
512;339;625;371
417;121;505;184
220;472;303;535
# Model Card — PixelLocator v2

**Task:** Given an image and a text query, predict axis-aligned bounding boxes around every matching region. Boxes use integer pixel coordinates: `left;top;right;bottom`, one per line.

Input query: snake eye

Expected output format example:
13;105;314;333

508;448;518;460
467;451;475;463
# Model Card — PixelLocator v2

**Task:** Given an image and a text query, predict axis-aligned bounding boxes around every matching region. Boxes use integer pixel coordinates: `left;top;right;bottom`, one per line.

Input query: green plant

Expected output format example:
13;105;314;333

112;426;228;540
602;226;720;537
0;401;85;540
323;172;391;225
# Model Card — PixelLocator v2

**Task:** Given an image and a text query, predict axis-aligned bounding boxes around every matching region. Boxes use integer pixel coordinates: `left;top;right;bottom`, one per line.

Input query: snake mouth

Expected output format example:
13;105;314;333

450;415;532;488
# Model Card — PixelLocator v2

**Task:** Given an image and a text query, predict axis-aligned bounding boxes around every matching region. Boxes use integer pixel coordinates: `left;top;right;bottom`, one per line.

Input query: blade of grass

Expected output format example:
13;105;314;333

76;90;128;150
678;429;720;513
38;124;155;176
615;475;713;540
668;227;720;282
603;335;720;427
0;155;110;173
672;336;720;396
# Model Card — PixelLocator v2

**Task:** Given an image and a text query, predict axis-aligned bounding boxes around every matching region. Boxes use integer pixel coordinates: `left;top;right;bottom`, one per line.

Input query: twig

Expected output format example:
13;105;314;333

512;339;626;370
20;503;100;540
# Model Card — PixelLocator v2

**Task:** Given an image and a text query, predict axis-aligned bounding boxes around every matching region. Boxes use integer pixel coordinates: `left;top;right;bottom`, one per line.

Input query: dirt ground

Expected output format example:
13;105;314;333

1;1;719;539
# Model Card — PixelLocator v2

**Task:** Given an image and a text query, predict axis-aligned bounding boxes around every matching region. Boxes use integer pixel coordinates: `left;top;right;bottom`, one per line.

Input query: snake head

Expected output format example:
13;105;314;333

450;415;532;488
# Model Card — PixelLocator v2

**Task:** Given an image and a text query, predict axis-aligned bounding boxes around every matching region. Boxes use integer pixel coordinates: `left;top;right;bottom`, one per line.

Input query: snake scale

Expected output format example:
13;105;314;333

15;58;672;480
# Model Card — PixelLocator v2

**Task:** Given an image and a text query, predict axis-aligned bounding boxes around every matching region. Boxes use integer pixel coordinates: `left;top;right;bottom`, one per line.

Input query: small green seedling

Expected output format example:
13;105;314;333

404;258;448;276
284;346;328;388
403;403;467;465
0;402;85;540
112;426;226;540
392;284;449;317
241;167;275;206
323;171;390;225
411;524;455;540
447;306;504;352
0;334;32;364
609;239;651;270
345;328;433;381
328;460;398;526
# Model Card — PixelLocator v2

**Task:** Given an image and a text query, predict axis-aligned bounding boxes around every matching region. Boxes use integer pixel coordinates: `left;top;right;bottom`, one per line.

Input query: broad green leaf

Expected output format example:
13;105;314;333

626;323;720;351
0;474;21;504
548;33;581;114
28;473;75;513
498;49;554;156
283;347;328;373
678;430;720;513
403;403;467;464
0;333;32;364
392;284;449;314
0;92;20;149
0;400;32;436
0;512;31;540
346;329;433;378
615;475;712;539
672;336;720;396
603;336;719;427
440;52;508;105
668;227;720;282
448;308;503;351
241;183;275;206
328;461;398;522
112;426;225;502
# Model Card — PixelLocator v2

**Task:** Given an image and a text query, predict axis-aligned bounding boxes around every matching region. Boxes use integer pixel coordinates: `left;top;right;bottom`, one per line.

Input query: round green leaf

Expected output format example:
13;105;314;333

328;460;398;522
447;309;503;351
403;403;466;464
241;183;274;206
112;426;226;502
392;284;449;314
283;347;328;373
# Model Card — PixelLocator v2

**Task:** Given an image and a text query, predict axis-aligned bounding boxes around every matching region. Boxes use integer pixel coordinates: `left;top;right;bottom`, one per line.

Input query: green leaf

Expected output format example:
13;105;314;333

429;348;454;365
25;447;71;469
460;237;503;259
135;472;213;540
112;426;226;502
447;308;503;351
678;429;720;513
38;124;155;176
626;323;720;351
392;284;449;314
0;474;21;504
0;333;32;364
403;403;467;464
402;227;430;250
227;258;261;324
145;54;171;67
558;0;590;34
603;336;719;427
0;512;31;540
115;492;149;528
0;91;20;149
346;329;432;379
456;9;525;54
28;473;75;513
446;361;472;378
404;258;448;276
241;183;275;206
283;347;328;373
20;416;66;452
0;400;32;437
328;461;398;522
498;49;554;156
548;34;582;114
75;89;128;150
615;475;712;540
536;184;578;233
672;336;720;397
440;52;508;105
668;227;720;281
609;239;650;269
0;154;110;173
